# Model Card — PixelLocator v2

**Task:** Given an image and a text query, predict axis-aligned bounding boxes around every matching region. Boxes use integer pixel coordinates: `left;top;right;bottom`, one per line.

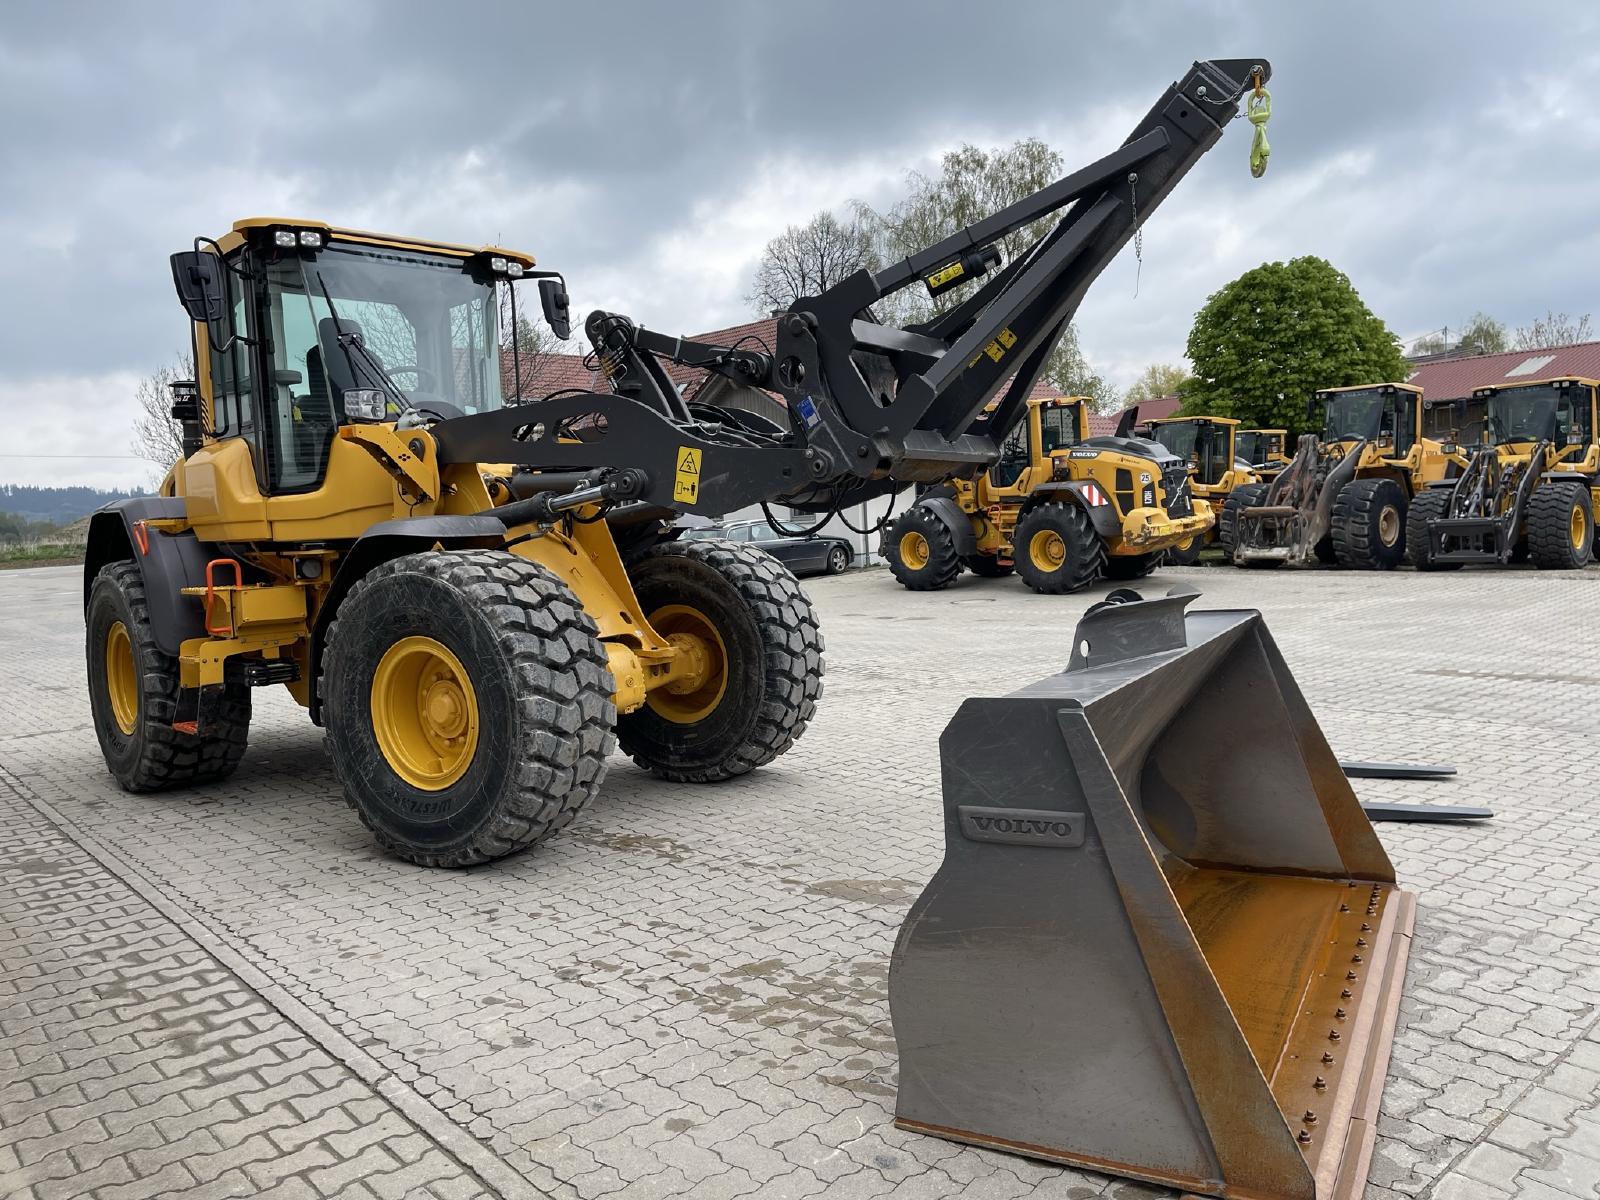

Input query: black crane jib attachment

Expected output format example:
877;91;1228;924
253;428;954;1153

432;57;1270;518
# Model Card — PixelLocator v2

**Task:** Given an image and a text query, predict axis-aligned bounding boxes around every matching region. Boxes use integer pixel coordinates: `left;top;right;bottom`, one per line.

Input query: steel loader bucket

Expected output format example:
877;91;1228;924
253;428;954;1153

889;586;1413;1200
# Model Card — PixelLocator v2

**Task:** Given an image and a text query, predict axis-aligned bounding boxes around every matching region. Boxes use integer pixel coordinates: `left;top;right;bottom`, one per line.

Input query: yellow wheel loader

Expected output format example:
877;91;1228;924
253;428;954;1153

1237;426;1290;477
1228;383;1462;569
1143;414;1259;563
1408;376;1599;570
883;396;1212;593
81;60;1415;1199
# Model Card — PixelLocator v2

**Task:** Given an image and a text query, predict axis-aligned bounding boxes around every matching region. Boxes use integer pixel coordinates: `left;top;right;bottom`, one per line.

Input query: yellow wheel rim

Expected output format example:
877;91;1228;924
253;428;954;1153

647;604;729;724
370;636;480;791
1572;504;1588;551
1378;506;1401;546
900;531;930;570
105;621;138;736
1029;529;1067;572
1175;536;1197;553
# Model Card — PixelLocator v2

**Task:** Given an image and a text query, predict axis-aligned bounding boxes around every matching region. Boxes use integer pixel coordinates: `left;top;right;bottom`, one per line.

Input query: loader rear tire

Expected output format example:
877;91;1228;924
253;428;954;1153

1219;483;1268;562
1013;502;1104;594
1527;482;1594;570
1405;488;1459;570
321;550;616;868
86;562;251;793
1332;478;1408;570
963;553;1014;578
886;507;963;590
618;539;824;782
1104;552;1160;580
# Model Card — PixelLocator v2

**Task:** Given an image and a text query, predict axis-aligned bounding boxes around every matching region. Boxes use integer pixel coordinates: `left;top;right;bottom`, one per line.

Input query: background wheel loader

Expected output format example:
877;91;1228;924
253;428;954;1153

1228;382;1462;569
1408;376;1599;570
1237;426;1291;477
883;395;1212;593
1143;414;1259;563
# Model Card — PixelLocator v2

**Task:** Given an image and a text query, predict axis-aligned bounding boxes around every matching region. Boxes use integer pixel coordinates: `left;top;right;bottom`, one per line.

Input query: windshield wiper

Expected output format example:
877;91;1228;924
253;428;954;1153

313;273;411;416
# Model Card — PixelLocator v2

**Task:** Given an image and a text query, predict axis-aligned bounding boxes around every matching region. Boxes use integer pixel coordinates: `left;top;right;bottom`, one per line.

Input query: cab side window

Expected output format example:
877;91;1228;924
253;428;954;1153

991;424;1029;488
208;268;255;444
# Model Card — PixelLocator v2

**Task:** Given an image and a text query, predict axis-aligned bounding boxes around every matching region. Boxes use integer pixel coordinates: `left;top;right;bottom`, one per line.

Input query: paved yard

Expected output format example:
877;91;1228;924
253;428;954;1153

3;560;1599;1200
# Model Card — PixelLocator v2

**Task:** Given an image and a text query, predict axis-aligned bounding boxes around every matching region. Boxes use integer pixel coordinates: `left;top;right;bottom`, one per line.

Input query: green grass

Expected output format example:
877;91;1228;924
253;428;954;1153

0;543;84;569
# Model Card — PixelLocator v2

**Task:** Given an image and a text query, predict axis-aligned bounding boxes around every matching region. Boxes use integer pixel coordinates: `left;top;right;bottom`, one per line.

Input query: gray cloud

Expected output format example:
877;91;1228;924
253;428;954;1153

2;0;1597;486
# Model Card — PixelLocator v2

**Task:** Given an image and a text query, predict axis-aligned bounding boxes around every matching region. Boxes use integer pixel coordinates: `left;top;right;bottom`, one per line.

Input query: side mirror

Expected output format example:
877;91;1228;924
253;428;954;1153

538;277;572;340
169;251;227;323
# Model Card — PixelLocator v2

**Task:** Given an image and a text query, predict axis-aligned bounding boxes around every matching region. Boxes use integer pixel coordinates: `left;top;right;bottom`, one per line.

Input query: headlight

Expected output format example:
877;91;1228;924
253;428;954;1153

274;230;298;248
490;256;508;274
342;389;388;422
299;231;323;248
506;261;524;278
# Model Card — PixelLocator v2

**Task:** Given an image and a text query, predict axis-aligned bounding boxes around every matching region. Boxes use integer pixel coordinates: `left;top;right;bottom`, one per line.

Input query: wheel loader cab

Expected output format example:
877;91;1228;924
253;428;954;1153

177;220;518;502
983;396;1087;495
1316;383;1418;462
1147;417;1238;490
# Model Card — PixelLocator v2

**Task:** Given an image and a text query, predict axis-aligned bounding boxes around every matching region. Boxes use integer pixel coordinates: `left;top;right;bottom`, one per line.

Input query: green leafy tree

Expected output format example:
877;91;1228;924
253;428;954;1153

1122;362;1189;407
1182;257;1407;435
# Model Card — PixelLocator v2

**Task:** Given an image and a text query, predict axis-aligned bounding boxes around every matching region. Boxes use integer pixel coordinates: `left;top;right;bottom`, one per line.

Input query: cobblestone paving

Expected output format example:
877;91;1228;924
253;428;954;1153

3;561;1599;1199
0;774;493;1198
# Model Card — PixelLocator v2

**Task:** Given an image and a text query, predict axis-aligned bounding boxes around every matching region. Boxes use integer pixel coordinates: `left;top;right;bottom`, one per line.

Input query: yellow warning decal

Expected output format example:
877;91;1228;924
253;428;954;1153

983;326;1019;363
927;261;965;289
674;446;702;504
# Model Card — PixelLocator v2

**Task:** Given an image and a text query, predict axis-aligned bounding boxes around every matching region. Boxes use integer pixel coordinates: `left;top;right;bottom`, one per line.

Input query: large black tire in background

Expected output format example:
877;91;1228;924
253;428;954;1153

1405;488;1460;570
1104;552;1161;580
963;553;1015;577
1331;478;1408;570
1527;482;1594;570
322;550;616;868
1219;483;1268;562
1012;501;1104;594
86;562;251;792
618;539;824;783
885;507;963;590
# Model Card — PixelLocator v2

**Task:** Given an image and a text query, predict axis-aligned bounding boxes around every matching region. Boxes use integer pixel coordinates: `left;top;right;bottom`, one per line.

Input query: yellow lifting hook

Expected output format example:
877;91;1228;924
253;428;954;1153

1247;69;1271;177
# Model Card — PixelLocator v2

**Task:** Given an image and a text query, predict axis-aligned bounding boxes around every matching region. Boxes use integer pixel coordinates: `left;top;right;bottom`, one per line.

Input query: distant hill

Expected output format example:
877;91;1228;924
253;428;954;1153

0;484;143;527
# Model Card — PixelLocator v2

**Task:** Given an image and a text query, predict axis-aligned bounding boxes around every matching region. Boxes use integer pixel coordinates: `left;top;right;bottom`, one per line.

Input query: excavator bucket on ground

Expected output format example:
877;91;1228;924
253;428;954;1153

890;587;1414;1200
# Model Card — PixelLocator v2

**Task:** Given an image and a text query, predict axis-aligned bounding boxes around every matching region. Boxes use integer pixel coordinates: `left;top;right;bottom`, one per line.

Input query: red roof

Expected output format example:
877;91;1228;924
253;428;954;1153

1089;394;1182;437
1407;341;1600;402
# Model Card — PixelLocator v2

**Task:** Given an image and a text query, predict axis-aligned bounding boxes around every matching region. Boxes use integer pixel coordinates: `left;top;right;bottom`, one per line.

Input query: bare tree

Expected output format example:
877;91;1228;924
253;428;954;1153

131;353;192;475
747;211;879;314
1513;310;1594;351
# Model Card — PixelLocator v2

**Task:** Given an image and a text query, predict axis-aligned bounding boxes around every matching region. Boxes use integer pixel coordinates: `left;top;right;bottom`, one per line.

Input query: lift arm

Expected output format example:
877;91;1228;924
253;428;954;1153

433;58;1270;517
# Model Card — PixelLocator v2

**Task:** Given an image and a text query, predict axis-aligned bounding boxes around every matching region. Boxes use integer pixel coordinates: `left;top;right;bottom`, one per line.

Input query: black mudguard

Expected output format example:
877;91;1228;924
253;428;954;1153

84;498;213;657
915;496;979;557
1025;482;1120;538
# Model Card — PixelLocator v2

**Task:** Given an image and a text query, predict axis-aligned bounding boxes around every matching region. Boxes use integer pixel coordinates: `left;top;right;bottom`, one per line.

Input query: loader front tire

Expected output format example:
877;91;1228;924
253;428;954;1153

321;551;616;868
1332;478;1408;570
1013;501;1104;594
1405;488;1459;570
1527;482;1594;570
1219;483;1267;562
886;507;963;590
618;539;824;782
1162;534;1204;566
86;562;251;792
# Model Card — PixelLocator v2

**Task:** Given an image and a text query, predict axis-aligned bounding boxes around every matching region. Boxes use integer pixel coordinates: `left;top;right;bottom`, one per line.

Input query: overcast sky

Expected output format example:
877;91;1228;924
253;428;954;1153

4;1;1598;489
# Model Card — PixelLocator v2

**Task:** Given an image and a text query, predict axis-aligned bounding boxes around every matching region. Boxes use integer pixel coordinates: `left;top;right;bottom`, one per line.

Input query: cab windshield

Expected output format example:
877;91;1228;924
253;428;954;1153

1486;387;1560;445
1321;390;1386;442
257;243;506;489
1236;432;1267;464
1150;422;1196;460
1151;421;1229;485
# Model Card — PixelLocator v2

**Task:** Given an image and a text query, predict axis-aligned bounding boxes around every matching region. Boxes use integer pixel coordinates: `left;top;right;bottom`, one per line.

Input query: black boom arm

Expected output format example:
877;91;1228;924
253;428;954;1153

433;57;1270;517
